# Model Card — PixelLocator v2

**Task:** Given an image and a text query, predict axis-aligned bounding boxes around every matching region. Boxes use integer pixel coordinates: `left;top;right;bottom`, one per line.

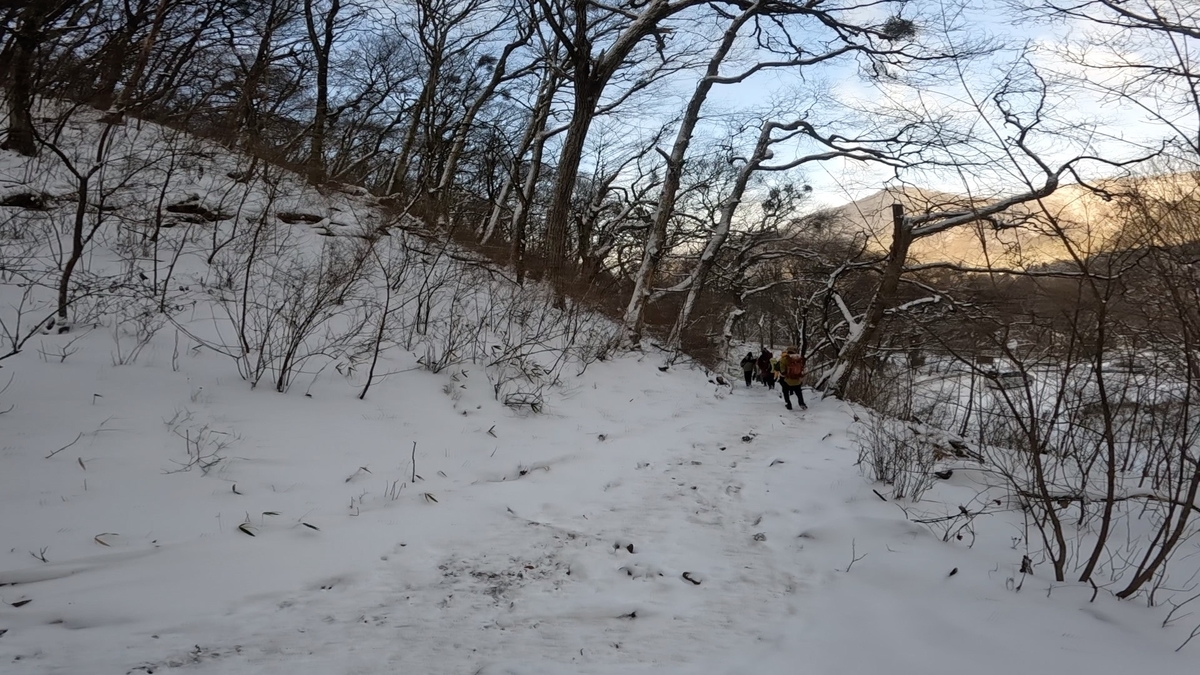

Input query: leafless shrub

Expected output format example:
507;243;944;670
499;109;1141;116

849;359;960;502
36;329;91;363
349;229;623;410
110;302;167;366
502;392;544;414
200;203;375;392
416;275;487;375
356;233;415;399
165;421;236;476
854;412;938;502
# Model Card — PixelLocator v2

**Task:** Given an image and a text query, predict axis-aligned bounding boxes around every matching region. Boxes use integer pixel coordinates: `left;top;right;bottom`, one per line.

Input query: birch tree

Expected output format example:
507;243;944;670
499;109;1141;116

621;0;922;344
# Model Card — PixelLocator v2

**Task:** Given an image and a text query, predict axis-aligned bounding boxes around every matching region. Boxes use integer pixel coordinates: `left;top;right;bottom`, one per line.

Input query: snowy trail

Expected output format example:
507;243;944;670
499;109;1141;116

132;379;823;674
1;360;1192;674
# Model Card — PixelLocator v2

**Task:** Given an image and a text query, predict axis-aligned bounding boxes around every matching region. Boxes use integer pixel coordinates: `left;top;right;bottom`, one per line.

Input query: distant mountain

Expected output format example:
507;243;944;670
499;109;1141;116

819;173;1200;267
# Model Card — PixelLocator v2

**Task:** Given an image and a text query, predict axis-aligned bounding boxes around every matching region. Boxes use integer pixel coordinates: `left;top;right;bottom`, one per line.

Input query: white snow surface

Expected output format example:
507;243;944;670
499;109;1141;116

0;354;1192;674
0;110;1194;673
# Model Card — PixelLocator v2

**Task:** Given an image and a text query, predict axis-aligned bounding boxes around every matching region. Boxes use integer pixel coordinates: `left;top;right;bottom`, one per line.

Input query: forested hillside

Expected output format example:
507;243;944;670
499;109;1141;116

5;1;1200;672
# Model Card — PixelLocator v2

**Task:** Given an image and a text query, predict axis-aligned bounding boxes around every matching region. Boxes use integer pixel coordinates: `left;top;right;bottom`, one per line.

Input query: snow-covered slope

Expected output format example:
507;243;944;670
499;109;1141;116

1;352;1190;674
1;111;1195;673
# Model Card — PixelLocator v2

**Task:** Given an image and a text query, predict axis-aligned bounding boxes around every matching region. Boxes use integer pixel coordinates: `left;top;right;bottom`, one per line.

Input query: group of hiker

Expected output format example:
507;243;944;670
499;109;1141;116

740;347;807;411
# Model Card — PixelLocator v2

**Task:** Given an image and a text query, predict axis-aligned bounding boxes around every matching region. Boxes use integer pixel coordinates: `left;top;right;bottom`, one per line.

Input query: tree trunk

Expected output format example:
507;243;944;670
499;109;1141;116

232;0;293;147
825;204;912;398
104;0;172;122
482;170;516;244
1078;304;1118;583
57;172;89;321
234;13;279;147
667;119;780;351
483;68;556;247
623;5;756;344
304;0;339;184
92;37;134;110
387;56;439;197
2;2;53;157
539;0;693;294
543;80;599;289
511;122;550;285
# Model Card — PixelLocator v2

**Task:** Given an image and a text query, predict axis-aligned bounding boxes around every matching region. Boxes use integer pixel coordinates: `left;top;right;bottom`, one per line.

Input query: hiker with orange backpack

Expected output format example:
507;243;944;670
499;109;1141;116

778;346;807;411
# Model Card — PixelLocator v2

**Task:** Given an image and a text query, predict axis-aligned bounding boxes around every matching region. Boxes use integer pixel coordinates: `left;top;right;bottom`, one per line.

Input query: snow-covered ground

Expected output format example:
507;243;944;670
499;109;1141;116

1;109;1194;674
1;348;1192;674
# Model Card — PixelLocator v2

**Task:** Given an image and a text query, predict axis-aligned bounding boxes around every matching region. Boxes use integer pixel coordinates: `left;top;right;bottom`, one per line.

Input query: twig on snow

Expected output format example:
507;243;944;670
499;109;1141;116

1178;624;1200;652
845;538;866;572
46;432;84;459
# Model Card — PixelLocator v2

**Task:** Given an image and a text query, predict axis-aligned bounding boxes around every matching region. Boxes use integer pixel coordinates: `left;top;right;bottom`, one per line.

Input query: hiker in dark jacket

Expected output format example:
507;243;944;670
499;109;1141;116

740;352;756;386
778;346;807;411
757;348;775;390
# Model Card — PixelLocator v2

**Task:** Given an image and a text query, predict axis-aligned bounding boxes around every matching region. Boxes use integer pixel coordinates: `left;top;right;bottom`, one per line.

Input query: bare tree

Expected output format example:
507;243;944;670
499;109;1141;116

2;0;78;156
1032;0;1200;156
821;57;1152;398
622;0;921;344
430;2;537;213
479;38;567;283
302;0;343;183
229;0;304;147
385;0;495;199
101;0;174;121
534;0;706;292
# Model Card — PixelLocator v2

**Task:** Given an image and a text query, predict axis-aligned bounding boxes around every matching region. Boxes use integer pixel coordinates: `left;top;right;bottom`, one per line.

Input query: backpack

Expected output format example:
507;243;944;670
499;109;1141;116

784;355;805;379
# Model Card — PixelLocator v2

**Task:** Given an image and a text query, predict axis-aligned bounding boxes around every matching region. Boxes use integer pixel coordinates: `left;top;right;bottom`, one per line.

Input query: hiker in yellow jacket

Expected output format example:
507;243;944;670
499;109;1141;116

778;346;807;411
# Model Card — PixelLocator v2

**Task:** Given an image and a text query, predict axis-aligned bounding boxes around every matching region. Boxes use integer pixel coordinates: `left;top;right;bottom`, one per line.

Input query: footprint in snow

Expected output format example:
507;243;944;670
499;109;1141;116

618;562;664;580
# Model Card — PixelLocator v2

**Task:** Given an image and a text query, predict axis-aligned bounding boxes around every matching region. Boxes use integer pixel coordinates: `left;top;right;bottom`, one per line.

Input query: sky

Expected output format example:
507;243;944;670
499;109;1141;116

681;0;1193;210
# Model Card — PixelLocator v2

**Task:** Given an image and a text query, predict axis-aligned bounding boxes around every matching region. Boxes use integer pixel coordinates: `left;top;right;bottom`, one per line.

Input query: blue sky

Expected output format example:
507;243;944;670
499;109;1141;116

661;0;1188;209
